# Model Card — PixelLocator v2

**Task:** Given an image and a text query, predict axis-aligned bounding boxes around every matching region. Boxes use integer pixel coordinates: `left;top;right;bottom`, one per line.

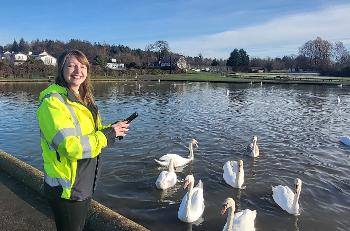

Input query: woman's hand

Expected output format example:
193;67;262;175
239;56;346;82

111;121;130;137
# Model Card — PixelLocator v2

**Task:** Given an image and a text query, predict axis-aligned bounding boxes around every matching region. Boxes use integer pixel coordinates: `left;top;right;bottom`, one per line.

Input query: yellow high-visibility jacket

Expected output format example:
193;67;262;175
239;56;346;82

37;84;114;200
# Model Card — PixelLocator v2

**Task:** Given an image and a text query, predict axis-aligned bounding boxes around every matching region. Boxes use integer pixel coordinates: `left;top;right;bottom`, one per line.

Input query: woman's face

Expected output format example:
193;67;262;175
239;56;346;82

63;56;87;92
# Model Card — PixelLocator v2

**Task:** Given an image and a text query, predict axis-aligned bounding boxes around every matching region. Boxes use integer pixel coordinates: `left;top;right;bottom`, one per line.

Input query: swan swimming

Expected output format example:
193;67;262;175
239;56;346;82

178;174;205;223
247;136;259;157
221;197;256;231
272;178;302;215
155;158;177;190
155;139;198;167
223;160;244;189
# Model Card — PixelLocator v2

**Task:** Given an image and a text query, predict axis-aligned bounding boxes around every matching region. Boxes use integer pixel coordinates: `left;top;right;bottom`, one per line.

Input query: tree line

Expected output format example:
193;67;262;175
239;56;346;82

1;37;349;78
225;37;350;76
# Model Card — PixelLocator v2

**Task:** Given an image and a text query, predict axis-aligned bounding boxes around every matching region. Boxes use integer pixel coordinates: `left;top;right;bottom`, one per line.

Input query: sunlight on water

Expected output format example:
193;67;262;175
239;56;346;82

0;81;349;231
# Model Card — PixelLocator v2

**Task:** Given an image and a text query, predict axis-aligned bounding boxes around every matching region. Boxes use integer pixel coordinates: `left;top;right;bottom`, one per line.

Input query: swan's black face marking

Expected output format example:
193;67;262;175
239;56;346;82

294;178;302;193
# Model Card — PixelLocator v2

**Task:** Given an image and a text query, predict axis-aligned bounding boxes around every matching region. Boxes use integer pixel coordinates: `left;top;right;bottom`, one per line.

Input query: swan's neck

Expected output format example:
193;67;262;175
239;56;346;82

185;181;194;216
235;167;244;187
188;143;194;160
292;190;301;214
168;160;175;172
226;207;234;231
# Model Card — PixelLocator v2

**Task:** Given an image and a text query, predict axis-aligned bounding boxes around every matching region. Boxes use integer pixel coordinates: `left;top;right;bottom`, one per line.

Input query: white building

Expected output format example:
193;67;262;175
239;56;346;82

1;51;11;61
106;59;125;70
106;63;125;70
36;51;57;66
12;53;28;65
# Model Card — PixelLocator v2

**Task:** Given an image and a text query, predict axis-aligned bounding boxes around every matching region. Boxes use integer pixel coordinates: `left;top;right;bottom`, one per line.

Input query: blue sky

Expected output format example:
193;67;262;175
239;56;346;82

1;0;350;59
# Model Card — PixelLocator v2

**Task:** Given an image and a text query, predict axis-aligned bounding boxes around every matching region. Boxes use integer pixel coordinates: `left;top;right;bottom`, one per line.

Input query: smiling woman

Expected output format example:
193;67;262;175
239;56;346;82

37;50;131;231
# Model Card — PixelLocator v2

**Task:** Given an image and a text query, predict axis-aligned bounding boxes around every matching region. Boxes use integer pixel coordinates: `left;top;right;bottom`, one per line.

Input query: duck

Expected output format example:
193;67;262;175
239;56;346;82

155;158;177;190
247;136;259;157
155;139;198;167
221;197;256;231
223;160;244;189
272;178;302;215
178;175;205;223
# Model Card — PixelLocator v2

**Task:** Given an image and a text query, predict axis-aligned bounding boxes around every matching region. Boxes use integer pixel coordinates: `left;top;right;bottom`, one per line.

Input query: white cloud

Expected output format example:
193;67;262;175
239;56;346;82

170;4;350;58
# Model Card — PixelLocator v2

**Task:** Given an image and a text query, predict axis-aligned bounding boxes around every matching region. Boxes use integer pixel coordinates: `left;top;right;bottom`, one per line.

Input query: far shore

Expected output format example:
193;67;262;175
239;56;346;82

1;72;349;86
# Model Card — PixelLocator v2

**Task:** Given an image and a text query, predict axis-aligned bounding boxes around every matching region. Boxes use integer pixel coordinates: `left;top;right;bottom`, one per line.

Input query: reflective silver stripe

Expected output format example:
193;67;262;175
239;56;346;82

44;173;71;188
81;136;92;158
51;128;77;150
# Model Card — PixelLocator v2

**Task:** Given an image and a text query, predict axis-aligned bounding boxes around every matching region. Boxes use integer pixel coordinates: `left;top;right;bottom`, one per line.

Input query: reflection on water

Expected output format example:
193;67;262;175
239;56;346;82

1;81;350;231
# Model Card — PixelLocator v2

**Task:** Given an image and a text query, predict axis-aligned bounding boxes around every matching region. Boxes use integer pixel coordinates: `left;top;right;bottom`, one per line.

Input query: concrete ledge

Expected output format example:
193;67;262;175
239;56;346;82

0;151;150;231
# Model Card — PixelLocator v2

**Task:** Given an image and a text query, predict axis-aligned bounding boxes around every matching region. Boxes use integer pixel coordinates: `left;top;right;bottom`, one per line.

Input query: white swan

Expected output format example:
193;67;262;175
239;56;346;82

223;160;244;189
178;175;205;223
155;139;198;167
247;136;259;157
221;197;256;231
272;178;302;215
155;158;177;190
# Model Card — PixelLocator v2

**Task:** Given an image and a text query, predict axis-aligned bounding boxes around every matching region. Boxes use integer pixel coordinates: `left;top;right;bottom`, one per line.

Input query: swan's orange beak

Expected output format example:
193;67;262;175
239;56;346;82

183;180;189;189
221;204;228;215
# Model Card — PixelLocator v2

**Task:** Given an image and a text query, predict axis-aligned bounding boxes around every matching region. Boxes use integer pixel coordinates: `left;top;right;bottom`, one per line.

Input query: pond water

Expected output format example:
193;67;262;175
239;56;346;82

0;81;349;231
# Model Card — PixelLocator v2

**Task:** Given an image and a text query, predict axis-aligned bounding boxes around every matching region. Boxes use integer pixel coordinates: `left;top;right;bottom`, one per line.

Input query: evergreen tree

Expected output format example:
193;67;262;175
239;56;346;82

11;40;19;52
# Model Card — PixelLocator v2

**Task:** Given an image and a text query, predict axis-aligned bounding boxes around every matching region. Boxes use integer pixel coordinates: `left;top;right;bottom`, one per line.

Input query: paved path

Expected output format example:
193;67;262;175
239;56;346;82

0;170;56;231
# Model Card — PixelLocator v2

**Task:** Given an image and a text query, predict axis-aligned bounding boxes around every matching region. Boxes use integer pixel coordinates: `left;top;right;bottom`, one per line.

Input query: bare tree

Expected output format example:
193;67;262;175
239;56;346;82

333;41;350;66
299;37;332;70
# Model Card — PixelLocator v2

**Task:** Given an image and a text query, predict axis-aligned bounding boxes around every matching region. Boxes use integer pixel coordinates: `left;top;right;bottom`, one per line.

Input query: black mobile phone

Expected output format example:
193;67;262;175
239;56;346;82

124;112;138;123
117;112;138;140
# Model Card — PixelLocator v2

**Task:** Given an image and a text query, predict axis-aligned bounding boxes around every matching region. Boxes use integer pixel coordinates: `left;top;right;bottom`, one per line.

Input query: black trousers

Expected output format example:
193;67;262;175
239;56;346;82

47;196;91;231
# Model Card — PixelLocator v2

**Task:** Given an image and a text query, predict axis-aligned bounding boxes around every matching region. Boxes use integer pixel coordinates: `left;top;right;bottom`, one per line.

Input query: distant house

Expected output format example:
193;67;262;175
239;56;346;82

159;56;187;70
250;67;265;73
35;51;57;66
1;51;11;61
106;59;125;70
0;52;28;65
106;63;125;70
11;53;28;65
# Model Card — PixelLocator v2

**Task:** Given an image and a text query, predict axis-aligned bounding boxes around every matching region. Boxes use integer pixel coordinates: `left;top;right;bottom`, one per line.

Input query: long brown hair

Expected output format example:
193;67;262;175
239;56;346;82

55;50;95;106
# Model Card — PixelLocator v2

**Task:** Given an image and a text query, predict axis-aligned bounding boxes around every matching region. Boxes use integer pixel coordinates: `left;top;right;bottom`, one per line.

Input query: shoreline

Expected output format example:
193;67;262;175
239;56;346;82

0;73;349;86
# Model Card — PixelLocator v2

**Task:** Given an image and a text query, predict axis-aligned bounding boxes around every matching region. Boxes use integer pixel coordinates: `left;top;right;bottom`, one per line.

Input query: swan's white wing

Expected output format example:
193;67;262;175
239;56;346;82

158;154;190;167
162;172;177;189
154;159;169;166
155;171;177;190
189;186;205;221
272;185;294;213
223;161;237;187
178;192;189;221
234;209;256;231
155;171;167;188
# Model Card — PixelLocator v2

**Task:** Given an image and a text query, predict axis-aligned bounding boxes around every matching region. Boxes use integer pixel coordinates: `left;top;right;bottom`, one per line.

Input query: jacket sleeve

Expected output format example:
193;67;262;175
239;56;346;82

38;96;108;160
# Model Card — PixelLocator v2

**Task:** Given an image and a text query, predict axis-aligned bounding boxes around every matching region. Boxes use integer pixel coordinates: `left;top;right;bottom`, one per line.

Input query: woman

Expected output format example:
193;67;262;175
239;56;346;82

37;50;129;231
